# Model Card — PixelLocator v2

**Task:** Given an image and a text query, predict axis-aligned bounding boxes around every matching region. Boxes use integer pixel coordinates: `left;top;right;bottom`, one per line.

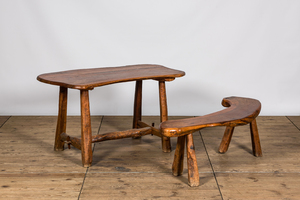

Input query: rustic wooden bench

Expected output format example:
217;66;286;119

37;64;185;167
159;96;262;186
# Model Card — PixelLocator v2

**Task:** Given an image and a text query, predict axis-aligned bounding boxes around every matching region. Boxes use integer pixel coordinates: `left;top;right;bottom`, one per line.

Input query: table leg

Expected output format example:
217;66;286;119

186;133;200;187
250;119;262;157
172;136;186;176
80;90;93;167
159;80;171;152
133;80;142;132
218;126;235;154
54;86;68;151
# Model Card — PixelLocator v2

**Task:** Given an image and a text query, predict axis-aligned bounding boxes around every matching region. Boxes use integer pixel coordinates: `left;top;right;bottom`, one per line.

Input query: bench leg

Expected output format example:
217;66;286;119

80;90;93;167
54;86;68;151
186;133;200;187
172;136;186;176
250;119;262;157
159;81;171;152
132;80;143;138
219;126;235;154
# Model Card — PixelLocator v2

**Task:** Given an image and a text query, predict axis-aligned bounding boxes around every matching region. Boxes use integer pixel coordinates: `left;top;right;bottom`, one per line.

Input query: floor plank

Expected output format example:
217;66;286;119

0;116;101;173
1;116;300;199
80;173;221;200
0;173;84;200
201;116;300;173
90;116;212;173
216;173;300;200
287;116;300;130
0;116;10;127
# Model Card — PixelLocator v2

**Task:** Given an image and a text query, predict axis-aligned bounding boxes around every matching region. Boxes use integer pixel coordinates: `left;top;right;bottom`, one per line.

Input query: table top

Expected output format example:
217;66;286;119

37;64;185;90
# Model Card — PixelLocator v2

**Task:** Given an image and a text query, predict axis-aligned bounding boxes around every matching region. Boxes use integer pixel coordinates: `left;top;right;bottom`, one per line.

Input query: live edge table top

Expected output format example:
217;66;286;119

37;64;185;90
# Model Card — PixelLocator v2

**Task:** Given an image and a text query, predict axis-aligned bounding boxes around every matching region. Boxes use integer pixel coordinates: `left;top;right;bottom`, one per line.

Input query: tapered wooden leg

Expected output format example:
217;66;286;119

186;133;199;187
250;119;262;157
54;86;68;151
132;80;142;139
159;80;171;152
218;126;235;154
80;90;93;167
172;136;186;176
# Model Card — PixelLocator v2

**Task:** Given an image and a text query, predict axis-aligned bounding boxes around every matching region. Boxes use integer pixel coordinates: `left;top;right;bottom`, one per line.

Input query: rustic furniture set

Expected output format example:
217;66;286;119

37;64;262;187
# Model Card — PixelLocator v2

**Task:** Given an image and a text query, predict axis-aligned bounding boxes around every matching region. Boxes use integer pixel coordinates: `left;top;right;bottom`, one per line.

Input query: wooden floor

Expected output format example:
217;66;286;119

0;116;300;199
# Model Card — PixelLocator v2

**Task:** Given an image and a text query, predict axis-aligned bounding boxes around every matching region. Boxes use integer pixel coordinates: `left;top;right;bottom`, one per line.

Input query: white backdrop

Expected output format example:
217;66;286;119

1;1;300;116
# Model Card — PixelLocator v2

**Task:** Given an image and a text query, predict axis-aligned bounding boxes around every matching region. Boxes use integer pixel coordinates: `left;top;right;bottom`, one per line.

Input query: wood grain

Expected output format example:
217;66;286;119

0;116;9;127
0;173;85;200
54;86;68;151
80;90;93;167
287;116;300;130
218;126;234;153
137;120;161;137
80;173;220;200
37;64;185;90
217;173;300;200
1;116;300;199
89;116;212;173
91;127;152;142
159;80;171;152
0;116;97;173
186;133;200;187
60;132;82;150
160;97;261;137
250;119;262;156
160;97;262;186
37;65;185;167
172;136;186;176
132;80;142;130
201;116;300;173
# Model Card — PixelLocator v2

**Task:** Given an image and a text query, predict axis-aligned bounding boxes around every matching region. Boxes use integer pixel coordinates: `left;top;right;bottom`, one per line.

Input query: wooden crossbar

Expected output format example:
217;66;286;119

60;127;152;150
137;121;161;137
92;127;152;143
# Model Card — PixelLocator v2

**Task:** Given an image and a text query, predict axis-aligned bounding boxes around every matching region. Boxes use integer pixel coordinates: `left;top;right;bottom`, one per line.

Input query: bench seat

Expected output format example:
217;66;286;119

159;96;262;186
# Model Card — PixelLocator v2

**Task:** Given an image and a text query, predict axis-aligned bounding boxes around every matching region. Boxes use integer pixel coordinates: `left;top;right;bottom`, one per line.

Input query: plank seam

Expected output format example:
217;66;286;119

0;116;11;128
97;116;104;136
78;116;103;199
286;116;300;132
77;167;89;200
199;129;224;200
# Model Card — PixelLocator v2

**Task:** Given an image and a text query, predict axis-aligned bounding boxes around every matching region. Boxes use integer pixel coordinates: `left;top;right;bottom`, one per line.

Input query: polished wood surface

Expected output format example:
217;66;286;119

160;97;261;137
160;96;262;187
132;80;142;130
137;120;161;137
218;126;234;153
172;136;185;176
80;90;93;167
91;127;151;143
37;64;185;90
172;132;200;187
54;86;68;151
158;80;171;152
249;119;262;156
1;116;300;199
37;65;184;167
186;133;200;187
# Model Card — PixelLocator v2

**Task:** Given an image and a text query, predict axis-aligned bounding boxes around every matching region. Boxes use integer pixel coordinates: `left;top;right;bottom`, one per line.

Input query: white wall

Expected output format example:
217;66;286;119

1;1;300;116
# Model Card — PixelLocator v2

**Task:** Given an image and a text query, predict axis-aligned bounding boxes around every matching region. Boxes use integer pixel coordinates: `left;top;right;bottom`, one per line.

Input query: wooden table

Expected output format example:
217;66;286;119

37;64;185;167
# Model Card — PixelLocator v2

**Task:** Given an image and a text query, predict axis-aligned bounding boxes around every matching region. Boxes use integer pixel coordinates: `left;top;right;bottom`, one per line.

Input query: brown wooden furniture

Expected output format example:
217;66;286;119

159;96;262;186
37;64;185;167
